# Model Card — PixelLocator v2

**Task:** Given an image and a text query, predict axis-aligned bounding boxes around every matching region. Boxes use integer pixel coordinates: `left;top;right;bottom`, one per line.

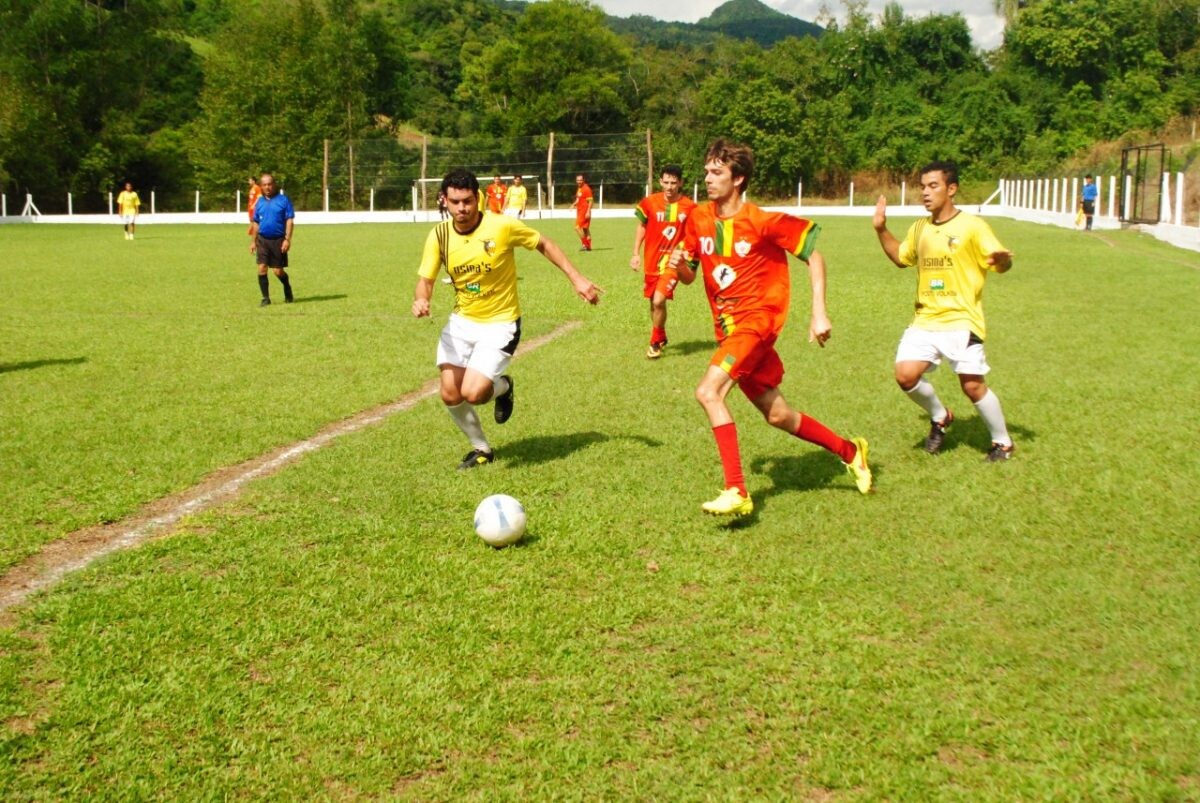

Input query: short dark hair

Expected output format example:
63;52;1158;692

919;161;958;186
441;168;479;195
1085;174;1094;179
706;139;754;191
661;164;683;180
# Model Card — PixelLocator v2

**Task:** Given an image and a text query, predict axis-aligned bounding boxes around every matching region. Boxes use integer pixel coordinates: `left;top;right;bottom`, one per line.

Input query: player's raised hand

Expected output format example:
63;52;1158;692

872;196;888;231
809;313;832;348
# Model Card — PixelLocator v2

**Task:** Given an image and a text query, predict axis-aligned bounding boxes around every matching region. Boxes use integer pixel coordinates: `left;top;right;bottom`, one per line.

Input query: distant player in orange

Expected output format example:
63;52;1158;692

486;175;507;214
246;176;263;235
631;164;696;359
573;173;593;251
670;139;872;517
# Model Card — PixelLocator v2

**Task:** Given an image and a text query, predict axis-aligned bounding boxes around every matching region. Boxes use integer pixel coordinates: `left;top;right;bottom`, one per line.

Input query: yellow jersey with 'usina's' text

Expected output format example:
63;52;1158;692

897;210;1006;340
418;212;541;323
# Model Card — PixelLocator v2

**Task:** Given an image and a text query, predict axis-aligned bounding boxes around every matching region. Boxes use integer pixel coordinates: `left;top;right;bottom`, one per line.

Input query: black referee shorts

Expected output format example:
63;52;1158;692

256;235;289;268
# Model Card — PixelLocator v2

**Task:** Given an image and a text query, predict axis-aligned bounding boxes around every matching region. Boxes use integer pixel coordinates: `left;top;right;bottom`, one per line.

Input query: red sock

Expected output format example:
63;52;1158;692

795;414;856;463
651;326;666;345
712;423;747;495
584;236;592;249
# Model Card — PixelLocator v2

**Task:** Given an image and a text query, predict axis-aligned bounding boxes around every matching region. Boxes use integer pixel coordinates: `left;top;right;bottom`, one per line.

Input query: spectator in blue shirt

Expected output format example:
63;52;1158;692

248;173;295;306
1080;175;1099;231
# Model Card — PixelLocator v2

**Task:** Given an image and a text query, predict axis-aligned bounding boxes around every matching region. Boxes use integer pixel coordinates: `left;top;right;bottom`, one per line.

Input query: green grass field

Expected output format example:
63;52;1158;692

1;218;1198;798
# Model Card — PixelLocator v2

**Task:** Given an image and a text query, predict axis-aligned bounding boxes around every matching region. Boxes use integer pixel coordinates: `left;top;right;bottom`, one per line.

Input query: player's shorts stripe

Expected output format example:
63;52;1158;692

500;317;522;356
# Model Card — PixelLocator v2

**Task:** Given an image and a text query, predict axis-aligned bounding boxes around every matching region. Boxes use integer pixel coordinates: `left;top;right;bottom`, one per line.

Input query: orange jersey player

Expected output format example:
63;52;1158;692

670;139;873;518
630;164;696;358
486;175;508;214
573;173;593;251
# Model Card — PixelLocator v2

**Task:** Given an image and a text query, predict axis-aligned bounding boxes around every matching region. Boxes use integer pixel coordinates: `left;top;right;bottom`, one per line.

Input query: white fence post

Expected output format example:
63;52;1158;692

68;193;73;216
1160;172;1172;223
1123;174;1132;220
325;188;330;213
900;180;906;206
370;187;375;212
1108;176;1117;219
848;181;854;207
195;191;200;213
1174;171;1184;226
1;195;6;217
599;183;604;210
108;192;113;215
151;191;155;215
1070;177;1078;215
796;181;802;208
236;189;241;215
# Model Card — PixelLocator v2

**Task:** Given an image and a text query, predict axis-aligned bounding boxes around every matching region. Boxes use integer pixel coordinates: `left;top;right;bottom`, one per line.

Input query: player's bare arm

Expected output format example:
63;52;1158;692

412;276;434;318
988;250;1014;273
805;249;832;347
630;221;646;271
282;219;293;253
536;237;604;304
248;221;258;253
873;196;906;268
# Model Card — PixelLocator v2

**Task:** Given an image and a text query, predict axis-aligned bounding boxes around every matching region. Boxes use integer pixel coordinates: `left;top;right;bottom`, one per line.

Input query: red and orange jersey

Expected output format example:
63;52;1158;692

574;183;593;220
486;182;507;214
681;201;820;341
247;184;263;221
634;192;697;275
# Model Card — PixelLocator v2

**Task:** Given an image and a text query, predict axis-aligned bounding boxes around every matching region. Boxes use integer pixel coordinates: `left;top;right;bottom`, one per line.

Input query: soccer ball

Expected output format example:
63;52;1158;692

473;494;527;547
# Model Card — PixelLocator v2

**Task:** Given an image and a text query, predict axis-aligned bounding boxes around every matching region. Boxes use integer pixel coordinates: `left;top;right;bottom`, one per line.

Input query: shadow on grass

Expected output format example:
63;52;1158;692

501;431;662;467
746;451;852;516
909;415;1038;455
290;294;348;305
664;339;714;357
0;356;88;374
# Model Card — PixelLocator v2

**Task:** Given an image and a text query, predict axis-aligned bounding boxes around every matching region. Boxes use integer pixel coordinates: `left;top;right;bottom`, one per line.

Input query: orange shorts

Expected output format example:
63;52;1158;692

575;213;590;227
710;329;784;400
643;268;679;300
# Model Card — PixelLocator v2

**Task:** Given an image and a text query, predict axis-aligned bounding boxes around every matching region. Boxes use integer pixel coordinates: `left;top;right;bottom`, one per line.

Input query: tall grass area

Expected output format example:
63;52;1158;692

1;219;1197;797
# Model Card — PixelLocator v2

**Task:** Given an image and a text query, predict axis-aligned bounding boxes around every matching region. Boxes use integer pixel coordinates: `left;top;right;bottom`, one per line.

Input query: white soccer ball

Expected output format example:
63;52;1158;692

474;494;527;547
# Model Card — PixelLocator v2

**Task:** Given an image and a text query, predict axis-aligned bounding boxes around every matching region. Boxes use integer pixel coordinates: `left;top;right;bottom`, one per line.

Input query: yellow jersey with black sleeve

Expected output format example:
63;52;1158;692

418;212;541;323
897;210;1006;340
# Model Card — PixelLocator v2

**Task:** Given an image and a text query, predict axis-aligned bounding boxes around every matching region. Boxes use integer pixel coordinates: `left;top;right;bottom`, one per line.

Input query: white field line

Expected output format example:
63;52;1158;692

0;320;582;612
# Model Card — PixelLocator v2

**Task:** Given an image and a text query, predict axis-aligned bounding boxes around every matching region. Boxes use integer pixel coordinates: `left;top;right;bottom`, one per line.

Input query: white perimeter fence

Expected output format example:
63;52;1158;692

3;172;1198;254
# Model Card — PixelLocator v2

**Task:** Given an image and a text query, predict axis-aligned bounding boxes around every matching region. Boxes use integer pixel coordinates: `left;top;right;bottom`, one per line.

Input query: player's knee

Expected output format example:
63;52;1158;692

694;383;721;409
764;406;791;429
461;387;491;406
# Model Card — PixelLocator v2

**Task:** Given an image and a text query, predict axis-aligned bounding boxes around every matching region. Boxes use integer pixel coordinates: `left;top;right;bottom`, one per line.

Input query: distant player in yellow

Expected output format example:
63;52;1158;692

873;160;1016;462
116;182;141;240
504;175;528;218
413;168;603;470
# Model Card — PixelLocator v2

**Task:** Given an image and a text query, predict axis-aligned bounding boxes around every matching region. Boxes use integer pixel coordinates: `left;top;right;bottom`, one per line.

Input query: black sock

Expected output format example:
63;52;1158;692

258;274;269;299
278;271;293;300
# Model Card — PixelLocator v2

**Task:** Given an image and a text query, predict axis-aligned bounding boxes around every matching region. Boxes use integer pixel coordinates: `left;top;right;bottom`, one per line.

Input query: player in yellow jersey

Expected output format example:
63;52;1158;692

873;160;1016;462
116;182;141;240
504;176;527;218
413;168;603;470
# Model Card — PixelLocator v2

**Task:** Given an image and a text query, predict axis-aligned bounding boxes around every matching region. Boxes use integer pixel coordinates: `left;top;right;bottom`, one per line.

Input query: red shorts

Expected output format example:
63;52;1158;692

710;329;784;400
575;213;590;227
643;269;679;300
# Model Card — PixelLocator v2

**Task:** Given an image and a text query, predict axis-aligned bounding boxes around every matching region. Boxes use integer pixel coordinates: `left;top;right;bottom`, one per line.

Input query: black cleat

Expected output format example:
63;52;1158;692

259;298;271;307
457;449;495;470
493;375;514;424
284;296;294;303
985;442;1015;462
924;410;953;454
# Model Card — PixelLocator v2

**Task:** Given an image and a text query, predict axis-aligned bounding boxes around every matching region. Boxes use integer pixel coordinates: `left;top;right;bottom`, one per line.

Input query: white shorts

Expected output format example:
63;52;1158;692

895;327;990;375
436;314;521;380
121;214;137;225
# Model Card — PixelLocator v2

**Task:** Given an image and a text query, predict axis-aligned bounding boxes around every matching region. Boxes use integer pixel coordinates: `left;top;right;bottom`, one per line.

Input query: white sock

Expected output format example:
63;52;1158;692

973;389;1012;446
492;375;510;401
446;402;490;452
905;378;948;423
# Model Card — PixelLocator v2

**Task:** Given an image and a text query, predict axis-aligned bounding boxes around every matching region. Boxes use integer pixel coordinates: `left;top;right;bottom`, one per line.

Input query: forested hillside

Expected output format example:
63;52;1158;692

1;0;1197;211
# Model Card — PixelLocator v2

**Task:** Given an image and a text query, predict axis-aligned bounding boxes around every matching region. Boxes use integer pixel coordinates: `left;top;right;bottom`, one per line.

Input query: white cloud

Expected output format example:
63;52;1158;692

581;0;1006;51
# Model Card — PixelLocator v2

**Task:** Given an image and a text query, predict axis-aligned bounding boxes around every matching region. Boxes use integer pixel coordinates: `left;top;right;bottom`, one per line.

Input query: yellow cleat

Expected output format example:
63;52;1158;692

701;487;754;517
845;437;873;494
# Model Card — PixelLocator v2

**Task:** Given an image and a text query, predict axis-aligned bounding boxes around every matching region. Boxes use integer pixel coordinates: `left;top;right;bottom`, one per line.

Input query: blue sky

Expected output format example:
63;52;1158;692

582;0;1007;51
